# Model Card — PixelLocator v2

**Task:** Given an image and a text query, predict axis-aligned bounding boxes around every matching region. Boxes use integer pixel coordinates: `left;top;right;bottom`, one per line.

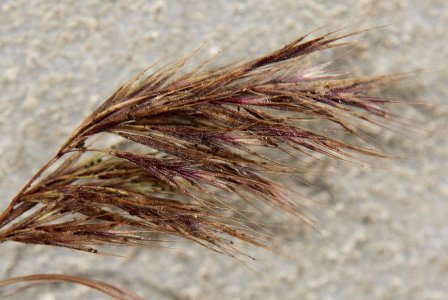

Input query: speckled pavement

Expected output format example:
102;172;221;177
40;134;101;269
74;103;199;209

1;1;447;299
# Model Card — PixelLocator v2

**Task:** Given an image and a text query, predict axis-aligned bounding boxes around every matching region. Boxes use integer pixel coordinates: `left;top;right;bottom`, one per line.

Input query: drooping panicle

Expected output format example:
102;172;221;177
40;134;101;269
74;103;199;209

0;30;399;256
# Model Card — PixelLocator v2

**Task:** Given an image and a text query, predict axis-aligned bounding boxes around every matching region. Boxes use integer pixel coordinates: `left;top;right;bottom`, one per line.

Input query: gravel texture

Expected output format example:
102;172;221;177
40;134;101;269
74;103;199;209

0;1;447;299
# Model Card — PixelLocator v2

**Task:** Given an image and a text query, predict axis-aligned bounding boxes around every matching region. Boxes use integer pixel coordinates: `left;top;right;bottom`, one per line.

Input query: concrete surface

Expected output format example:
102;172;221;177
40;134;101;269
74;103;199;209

0;0;447;299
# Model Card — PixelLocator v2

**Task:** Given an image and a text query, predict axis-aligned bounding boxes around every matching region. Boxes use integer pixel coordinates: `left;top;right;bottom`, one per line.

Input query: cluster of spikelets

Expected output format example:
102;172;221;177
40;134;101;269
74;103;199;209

0;30;399;268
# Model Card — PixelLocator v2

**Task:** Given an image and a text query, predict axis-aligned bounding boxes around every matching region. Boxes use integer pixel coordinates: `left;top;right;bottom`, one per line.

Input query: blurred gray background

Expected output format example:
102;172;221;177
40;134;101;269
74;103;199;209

0;0;447;299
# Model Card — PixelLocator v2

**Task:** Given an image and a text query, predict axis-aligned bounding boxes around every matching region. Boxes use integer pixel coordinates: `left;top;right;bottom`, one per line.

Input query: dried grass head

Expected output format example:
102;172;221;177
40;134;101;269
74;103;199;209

0;29;403;260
